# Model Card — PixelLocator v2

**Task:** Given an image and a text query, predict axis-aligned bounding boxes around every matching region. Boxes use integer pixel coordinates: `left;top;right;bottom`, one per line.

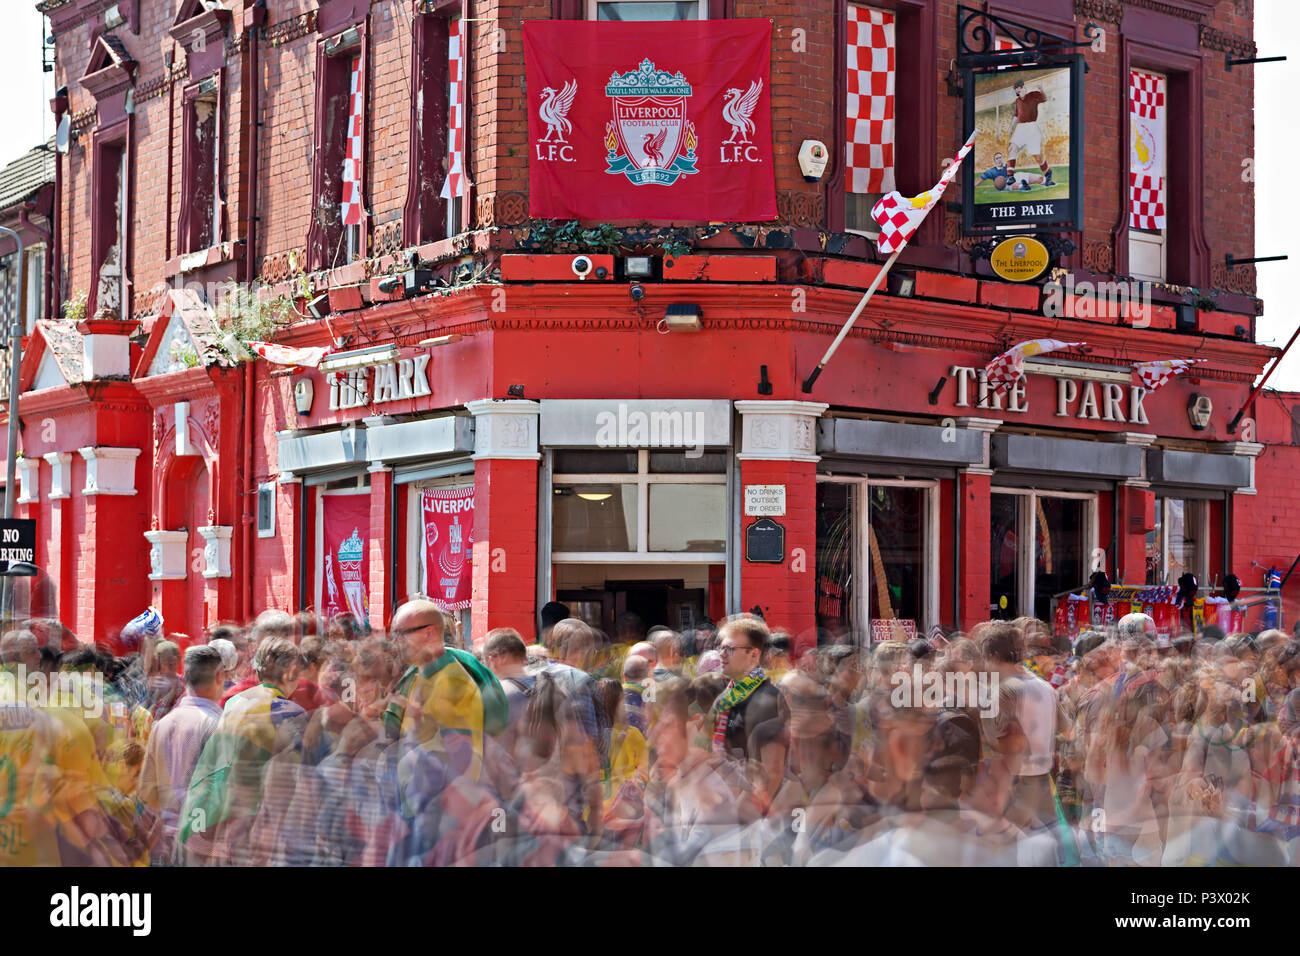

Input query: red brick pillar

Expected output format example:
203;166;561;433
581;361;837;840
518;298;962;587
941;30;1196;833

1107;433;1157;587
78;447;150;644
735;401;827;659
956;418;1000;631
367;462;393;629
43;454;76;625
466;399;540;649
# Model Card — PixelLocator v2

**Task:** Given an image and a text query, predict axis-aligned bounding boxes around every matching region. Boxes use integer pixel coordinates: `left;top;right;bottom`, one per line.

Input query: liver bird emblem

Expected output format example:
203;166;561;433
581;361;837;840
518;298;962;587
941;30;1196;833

539;79;578;143
642;128;668;167
722;79;763;144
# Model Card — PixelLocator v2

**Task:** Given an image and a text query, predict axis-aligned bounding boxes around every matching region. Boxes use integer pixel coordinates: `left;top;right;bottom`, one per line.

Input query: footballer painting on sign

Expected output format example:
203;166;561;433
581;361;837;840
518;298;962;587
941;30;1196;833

972;66;1070;204
962;58;1082;231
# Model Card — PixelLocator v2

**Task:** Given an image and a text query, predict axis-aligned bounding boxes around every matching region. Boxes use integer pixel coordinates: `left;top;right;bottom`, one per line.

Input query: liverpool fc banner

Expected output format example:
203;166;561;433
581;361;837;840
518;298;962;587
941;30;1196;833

523;19;775;221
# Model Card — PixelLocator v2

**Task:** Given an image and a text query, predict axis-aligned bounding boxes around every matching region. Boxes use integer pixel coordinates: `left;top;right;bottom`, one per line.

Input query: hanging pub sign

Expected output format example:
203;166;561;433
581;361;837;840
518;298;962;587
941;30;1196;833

522;19;775;222
988;235;1050;282
962;58;1084;233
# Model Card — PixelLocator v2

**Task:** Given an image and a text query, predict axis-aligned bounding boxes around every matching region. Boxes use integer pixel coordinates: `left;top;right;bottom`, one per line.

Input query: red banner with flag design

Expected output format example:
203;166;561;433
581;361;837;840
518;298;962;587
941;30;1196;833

523;19;775;222
422;487;475;612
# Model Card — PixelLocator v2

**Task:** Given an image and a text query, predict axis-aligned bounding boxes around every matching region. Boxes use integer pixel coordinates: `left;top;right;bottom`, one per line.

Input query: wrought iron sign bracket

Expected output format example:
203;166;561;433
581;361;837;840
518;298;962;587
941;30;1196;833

968;235;1075;263
956;4;1100;69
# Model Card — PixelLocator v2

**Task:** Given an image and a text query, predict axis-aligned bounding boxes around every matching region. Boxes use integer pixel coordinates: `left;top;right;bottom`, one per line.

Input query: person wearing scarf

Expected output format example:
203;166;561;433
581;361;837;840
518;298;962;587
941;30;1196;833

707;617;782;759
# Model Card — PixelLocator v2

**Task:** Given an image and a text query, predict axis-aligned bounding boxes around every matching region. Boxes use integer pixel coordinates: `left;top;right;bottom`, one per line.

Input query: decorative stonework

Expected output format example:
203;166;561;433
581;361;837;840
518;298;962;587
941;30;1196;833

1083;240;1114;274
79;447;141;496
735;401;829;462
267;10;317;47
775;191;825;229
144;530;188;581
1074;0;1123;23
1125;0;1208;22
476;192;529;229
1199;25;1256;59
43;452;73;499
466;399;540;461
1211;261;1256;296
17;459;39;504
955;417;1002;476
197;525;233;579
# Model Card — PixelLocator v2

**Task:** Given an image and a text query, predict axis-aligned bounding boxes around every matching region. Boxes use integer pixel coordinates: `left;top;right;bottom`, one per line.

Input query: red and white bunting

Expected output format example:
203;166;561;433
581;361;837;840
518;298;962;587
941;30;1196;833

1133;358;1202;392
245;341;331;368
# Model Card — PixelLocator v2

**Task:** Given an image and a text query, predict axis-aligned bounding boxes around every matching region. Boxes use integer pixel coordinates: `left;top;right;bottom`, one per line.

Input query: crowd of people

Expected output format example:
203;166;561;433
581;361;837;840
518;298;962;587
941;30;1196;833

1;598;1299;867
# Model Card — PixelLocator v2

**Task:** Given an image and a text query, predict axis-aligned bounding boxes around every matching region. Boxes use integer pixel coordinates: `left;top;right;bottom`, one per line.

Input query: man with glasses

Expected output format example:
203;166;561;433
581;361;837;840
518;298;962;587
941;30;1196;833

708;615;782;759
381;599;508;782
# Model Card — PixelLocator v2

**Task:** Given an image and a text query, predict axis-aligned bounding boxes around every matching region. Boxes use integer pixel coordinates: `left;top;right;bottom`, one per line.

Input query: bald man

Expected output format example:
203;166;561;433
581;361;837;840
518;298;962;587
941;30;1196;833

381;599;508;781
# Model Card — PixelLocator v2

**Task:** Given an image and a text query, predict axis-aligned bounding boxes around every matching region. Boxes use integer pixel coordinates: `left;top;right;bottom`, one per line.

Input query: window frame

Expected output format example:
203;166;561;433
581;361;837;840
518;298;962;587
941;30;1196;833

816;475;940;639
551;448;728;563
307;24;369;271
178;75;226;256
990;486;1098;621
587;0;709;19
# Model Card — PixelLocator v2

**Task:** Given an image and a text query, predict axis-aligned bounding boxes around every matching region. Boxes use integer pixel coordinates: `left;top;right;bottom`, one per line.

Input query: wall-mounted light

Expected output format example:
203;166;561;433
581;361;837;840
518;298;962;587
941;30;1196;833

507;384;525;397
318;344;399;373
576;492;613;502
660;304;700;332
1023;358;1130;384
417;334;462;347
622;255;655;280
307;293;330;319
887;272;915;297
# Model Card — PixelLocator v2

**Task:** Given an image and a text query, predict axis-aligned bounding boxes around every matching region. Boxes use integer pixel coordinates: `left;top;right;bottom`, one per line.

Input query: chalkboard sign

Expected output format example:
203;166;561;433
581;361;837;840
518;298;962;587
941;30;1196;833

0;519;37;574
745;518;785;563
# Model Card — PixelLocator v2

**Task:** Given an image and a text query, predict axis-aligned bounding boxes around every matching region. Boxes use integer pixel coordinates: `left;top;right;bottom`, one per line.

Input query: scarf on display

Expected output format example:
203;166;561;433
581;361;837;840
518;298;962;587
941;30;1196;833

709;667;767;755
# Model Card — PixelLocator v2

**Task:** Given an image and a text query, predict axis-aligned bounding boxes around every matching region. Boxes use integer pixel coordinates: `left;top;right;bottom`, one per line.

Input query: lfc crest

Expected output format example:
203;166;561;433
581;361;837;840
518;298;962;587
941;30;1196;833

604;58;699;186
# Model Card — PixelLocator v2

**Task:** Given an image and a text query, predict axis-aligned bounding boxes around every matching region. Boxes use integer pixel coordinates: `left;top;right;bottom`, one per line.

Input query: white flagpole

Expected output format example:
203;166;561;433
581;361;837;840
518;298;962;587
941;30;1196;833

801;247;903;393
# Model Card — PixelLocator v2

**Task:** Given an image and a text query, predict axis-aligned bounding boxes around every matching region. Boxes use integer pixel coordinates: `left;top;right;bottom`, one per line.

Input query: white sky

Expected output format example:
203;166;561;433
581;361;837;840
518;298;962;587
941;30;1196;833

0;3;1295;388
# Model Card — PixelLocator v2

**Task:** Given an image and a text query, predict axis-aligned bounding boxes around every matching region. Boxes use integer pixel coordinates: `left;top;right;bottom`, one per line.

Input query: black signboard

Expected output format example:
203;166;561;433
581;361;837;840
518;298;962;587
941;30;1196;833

745;518;785;564
0;519;36;574
962;56;1084;233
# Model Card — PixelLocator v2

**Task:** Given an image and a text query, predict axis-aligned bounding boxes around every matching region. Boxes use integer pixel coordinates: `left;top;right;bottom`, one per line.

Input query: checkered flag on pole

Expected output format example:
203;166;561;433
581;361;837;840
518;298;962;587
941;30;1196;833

245;341;331;368
985;338;1084;390
870;131;977;254
1133;358;1202;392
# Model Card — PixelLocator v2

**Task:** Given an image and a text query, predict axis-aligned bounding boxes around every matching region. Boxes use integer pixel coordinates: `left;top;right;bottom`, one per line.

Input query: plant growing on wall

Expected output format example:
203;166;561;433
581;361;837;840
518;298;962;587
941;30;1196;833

520;220;694;262
62;290;88;324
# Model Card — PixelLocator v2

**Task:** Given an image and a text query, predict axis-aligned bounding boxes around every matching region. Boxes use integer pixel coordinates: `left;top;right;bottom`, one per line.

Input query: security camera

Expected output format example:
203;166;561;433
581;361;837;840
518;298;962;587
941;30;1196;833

572;256;593;280
629;284;646;301
376;275;402;294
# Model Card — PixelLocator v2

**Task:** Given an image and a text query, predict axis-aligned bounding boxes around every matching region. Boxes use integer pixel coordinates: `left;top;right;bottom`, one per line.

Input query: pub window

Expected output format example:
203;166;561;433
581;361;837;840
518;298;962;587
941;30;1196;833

25;244;45;332
1128;69;1167;283
92;139;129;319
308;29;366;271
406;10;464;245
588;0;707;19
990;489;1095;623
179;79;222;254
551;448;726;558
406;477;475;642
844;4;895;236
816;477;938;643
1145;497;1208;586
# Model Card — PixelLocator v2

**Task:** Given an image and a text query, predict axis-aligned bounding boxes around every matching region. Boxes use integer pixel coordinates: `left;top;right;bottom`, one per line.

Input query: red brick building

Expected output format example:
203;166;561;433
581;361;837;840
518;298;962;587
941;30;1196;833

13;0;1287;651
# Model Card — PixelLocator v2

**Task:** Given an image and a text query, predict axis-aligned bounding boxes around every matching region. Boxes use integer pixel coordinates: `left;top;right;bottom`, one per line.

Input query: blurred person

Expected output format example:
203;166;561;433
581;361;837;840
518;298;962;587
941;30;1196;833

620;653;650;734
293;610;321;643
707;616;781;760
382;599;508;782
289;636;335;712
538;601;570;650
483;627;535;761
179;636;309;865
148;640;183;720
138;644;227;863
764;632;793;680
532;619;605;760
651;629;685;683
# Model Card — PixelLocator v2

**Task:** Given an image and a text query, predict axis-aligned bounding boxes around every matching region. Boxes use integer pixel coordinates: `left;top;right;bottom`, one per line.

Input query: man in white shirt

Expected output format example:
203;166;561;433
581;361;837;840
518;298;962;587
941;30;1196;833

138;644;227;863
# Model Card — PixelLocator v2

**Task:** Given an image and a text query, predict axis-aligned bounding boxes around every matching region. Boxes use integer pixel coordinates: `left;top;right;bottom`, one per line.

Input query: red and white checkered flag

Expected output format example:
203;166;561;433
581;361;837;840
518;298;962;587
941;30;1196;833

246;341;331;368
1133;358;1201;392
441;18;465;200
846;5;895;195
871;131;976;254
340;55;365;226
985;338;1084;390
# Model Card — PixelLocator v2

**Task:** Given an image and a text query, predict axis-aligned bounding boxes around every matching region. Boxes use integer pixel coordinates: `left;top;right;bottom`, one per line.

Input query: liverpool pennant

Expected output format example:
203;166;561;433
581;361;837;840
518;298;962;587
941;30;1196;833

523;19;775;221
